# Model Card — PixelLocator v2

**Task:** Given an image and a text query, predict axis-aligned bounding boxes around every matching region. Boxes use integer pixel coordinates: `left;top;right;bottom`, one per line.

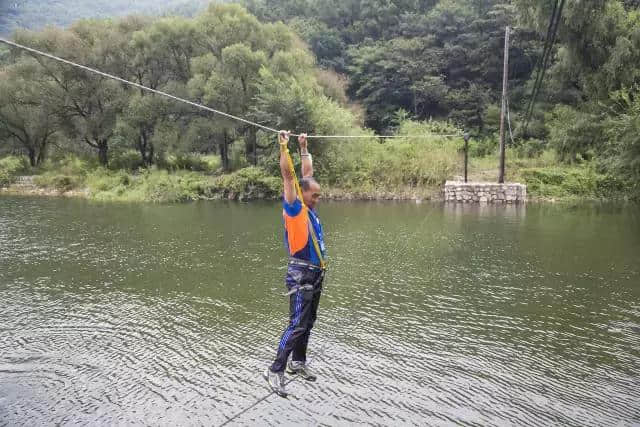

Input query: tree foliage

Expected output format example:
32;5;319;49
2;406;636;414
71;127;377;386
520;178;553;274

245;0;540;132
244;0;640;196
0;4;360;172
0;59;59;166
0;0;638;197
512;0;640;189
0;0;212;36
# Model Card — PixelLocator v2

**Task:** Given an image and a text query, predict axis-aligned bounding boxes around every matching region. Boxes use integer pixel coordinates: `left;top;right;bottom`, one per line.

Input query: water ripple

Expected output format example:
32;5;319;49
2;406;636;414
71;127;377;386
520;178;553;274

1;197;639;425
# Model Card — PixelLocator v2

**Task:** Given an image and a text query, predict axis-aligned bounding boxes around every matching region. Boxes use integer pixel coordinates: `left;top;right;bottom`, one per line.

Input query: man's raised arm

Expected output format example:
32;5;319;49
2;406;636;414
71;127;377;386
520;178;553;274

279;131;297;205
299;133;312;178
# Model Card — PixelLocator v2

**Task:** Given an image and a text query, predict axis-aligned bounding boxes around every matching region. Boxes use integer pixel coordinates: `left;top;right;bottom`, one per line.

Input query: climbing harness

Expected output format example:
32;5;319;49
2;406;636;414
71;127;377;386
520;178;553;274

282;261;325;297
283;284;313;297
288;257;323;270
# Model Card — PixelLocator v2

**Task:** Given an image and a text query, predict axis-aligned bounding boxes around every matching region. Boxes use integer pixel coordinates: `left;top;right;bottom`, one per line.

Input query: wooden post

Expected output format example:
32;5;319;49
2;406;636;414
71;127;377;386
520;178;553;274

498;26;510;184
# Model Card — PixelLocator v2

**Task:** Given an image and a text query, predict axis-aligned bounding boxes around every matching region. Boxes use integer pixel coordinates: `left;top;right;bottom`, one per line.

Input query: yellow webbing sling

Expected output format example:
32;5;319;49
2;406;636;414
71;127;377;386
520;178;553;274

281;140;326;270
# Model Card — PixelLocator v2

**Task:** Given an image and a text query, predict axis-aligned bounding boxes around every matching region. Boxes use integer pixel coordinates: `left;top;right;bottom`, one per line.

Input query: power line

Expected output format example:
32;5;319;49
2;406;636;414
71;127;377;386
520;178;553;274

292;133;461;138
523;0;565;134
525;0;558;117
524;0;558;124
0;37;461;140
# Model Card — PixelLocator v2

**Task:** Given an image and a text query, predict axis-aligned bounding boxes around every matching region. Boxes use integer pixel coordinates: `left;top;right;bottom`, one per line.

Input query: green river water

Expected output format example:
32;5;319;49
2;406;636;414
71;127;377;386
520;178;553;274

1;196;638;425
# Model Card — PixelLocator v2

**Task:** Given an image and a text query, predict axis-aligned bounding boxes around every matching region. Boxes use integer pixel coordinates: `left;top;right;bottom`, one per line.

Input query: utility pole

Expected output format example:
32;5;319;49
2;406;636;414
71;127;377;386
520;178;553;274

498;26;510;184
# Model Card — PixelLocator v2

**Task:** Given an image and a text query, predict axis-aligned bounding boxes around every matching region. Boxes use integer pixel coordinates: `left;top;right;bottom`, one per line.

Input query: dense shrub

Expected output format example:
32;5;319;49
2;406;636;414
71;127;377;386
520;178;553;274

86;168;210;203
42;155;94;177
515;139;546;159
0;169;12;187
86;169;131;192
109;150;145;171
468;136;499;158
521;165;628;199
135;170;208;203
33;174;84;191
323;119;462;191
206;166;282;200
547;105;604;162
0;156;29;187
31;156;94;191
161;153;221;173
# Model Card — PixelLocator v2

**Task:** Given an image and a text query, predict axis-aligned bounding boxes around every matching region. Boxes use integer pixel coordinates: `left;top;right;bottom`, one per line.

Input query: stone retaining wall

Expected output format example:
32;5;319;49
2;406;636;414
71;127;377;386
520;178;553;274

444;181;527;203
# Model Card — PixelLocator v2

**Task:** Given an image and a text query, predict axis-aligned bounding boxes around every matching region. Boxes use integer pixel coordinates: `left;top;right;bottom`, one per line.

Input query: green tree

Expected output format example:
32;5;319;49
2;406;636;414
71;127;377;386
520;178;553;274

0;0;211;36
118;16;198;165
515;0;639;182
188;4;320;169
0;59;58;166
603;87;640;194
13;22;131;165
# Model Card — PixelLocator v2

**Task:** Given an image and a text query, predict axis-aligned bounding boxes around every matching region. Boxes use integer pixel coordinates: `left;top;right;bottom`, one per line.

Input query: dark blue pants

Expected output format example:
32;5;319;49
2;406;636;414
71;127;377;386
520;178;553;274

270;263;324;373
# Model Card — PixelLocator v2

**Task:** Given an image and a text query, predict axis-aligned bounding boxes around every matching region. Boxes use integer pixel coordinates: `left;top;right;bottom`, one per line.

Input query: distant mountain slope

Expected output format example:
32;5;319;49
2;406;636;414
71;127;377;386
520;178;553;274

0;0;213;36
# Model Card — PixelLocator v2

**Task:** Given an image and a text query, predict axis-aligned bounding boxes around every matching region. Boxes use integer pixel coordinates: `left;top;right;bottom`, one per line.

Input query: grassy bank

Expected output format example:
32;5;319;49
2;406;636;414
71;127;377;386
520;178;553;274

467;151;629;202
0;154;631;204
27;161;281;203
0;124;633;204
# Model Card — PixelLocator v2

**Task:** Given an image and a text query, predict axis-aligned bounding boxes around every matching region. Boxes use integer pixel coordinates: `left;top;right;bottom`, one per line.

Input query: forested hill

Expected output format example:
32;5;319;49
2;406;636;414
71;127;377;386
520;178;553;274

1;1;639;200
243;0;536;133
0;0;212;36
241;0;640;194
242;1;639;134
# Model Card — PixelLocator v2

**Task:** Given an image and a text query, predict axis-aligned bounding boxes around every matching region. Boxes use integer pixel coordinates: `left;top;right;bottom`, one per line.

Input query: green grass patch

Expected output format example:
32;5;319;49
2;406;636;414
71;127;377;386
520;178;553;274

12;152;279;202
466;149;629;200
86;168;209;203
325;120;462;191
85;166;279;202
520;165;627;199
161;153;222;173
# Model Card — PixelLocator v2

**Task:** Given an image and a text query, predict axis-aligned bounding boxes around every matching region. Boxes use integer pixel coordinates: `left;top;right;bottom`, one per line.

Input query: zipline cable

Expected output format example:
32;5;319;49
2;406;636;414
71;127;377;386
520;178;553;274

0;35;459;426
0;37;462;140
0;37;280;135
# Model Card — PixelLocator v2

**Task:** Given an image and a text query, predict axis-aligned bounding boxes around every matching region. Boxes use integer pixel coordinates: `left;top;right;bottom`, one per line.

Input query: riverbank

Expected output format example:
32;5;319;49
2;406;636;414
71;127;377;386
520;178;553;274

0;153;633;203
1;174;440;202
1;172;630;204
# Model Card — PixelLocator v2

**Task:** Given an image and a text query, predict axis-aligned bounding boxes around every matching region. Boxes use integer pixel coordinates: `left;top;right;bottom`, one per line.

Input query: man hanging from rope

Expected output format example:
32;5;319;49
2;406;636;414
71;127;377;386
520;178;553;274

263;130;326;397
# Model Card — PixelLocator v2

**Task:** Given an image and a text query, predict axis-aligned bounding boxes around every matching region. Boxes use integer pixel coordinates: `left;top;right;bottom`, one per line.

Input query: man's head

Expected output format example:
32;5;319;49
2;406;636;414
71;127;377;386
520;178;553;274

300;177;321;210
